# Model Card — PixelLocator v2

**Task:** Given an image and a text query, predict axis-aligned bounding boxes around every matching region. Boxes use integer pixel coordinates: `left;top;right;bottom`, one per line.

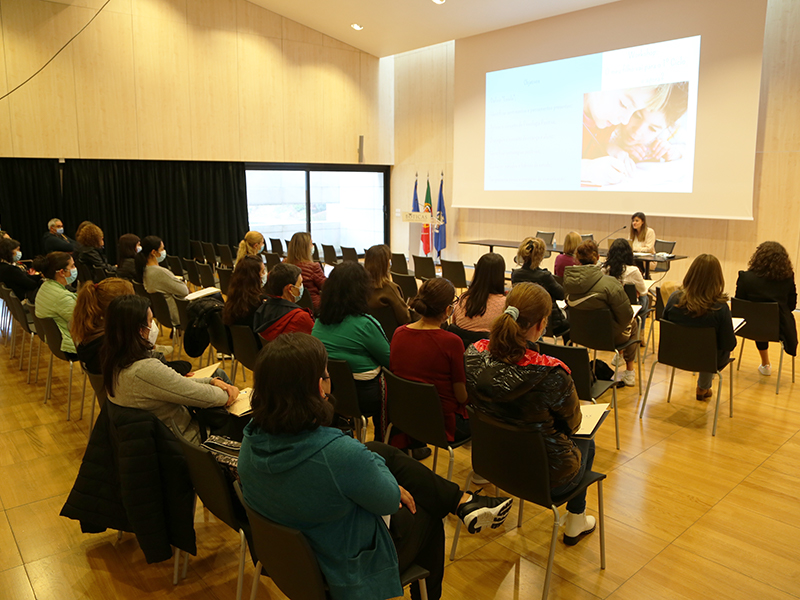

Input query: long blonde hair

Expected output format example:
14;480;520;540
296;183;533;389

286;232;312;265
674;254;728;317
70;278;134;344
563;231;581;256
489;282;551;364
237;231;264;263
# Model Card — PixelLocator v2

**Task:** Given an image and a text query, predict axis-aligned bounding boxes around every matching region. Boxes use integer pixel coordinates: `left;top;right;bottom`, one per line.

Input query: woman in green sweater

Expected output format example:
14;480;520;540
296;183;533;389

33;251;79;357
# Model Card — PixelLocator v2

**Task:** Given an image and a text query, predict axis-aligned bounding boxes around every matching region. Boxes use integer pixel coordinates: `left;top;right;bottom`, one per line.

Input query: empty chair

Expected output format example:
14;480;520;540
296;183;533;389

391;272;418;302
536;231;555;259
264;252;281;272
581;233;594;242
216;243;235;268
269;238;285;257
341;246;359;263
383;368;470;481
216;267;233;295
37;316;87;420
190;240;205;263
166;255;185;280
652;239;676;274
327;359;367;442
201;242;217;269
230;325;260;378
311;243;321;263
440;259;467;289
449;407;606;600
640;320;734;435
412;255;436;280
391;252;409;275
367;304;401;342
321;244;342;266
181;258;202;288
196;262;217;289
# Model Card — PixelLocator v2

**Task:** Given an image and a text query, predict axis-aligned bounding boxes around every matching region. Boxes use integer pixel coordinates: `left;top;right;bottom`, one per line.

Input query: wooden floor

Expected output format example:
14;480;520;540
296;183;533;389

2;315;800;600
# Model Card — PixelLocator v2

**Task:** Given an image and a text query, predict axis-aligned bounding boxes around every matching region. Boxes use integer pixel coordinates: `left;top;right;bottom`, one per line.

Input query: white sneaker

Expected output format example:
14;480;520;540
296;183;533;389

758;364;772;376
563;511;596;546
619;370;635;387
611;354;622;367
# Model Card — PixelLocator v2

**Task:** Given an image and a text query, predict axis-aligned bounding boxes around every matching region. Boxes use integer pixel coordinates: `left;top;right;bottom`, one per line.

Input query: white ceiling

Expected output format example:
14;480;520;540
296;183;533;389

247;0;621;58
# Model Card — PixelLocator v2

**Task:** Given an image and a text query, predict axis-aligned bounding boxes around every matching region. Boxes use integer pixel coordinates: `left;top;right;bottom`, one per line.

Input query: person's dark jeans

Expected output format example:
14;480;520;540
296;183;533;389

550;439;595;514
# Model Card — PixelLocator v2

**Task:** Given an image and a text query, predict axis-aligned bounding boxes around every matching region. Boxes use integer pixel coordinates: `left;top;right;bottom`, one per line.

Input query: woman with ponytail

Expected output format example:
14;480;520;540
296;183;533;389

137;235;188;326
236;230;266;264
465;282;597;547
511;237;568;338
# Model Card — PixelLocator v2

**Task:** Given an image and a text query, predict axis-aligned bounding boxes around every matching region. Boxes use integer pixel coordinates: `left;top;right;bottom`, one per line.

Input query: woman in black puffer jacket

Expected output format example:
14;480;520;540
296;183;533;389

465;281;596;546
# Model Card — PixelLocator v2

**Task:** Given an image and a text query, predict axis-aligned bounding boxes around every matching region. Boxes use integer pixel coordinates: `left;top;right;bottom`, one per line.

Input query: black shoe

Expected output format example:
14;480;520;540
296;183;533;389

456;491;513;534
411;446;432;461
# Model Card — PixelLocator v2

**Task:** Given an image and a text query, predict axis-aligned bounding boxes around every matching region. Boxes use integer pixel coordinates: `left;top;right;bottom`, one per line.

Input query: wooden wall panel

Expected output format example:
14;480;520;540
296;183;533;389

282;17;322;46
187;0;236;32
0;15;13;157
72;10;138;158
282;40;325;163
131;14;192;159
358;53;382;164
237;32;285;161
322;48;361;163
235;0;281;39
47;0;131;12
131;0;186;24
187;26;240;160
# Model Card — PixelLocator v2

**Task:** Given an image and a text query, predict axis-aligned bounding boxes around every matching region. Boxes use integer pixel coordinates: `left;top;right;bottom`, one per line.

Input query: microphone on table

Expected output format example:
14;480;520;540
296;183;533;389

595;225;627;246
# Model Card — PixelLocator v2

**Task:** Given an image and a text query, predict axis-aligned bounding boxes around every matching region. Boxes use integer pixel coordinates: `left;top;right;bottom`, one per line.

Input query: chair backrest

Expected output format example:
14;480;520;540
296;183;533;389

148;292;175;330
270;238;284;256
657;320;719;373
655;286;665;320
230;325;260;371
653;239;676;254
537;341;594;402
581;233;594;242
311;243;321;263
440;259;467;288
468;406;553;508
412;255;436;280
37;316;69;362
622;283;638;305
75;260;93;286
197;262;217;289
86;371;107;407
207;311;233;355
391;272;418;301
567;307;616;352
535;231;555;246
327;359;363;419
391;253;408;275
297;287;313;311
5;291;32;335
553;274;564;286
321;244;339;266
217;267;233;295
182;258;202;288
92;265;108;283
132;281;149;298
341;247;359;263
28;309;47;345
216;244;235;268
445;323;489;350
201;242;217;269
190;240;205;263
234;482;327;600
174;427;242;532
730;297;780;342
174;297;190;331
383;368;449;450
367;304;401;341
166;255;185;279
264;252;281;272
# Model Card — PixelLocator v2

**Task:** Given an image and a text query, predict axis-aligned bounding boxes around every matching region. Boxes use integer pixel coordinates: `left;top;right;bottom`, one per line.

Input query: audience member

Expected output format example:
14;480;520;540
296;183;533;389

511;237;568;337
116;234;141;281
238;333;512;600
663;254;737;400
236;230;265;264
554;231;581;278
253;262;314;342
221;256;266;328
100;295;238;444
312;262;389;439
465;282;596;546
136;235;189;326
364;244;411;326
452;252;506;332
42;218;77;253
0;238;41;302
286;231;326;311
391;278;469;444
33;252;79;358
603;237;650;327
564;241;638;386
76;223;116;276
735;241;798;375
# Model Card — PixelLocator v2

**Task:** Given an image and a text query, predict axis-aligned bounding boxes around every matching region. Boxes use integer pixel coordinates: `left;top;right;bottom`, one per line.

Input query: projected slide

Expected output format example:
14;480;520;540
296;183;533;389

484;36;700;193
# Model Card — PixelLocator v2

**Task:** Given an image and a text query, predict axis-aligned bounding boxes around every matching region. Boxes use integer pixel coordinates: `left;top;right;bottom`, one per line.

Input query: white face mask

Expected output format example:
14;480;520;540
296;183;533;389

157;249;167;263
148;320;159;345
294;283;304;302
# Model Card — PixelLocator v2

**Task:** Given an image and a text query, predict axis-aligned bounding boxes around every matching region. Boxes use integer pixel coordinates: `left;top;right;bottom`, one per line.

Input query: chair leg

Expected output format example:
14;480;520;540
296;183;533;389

231;359;238;386
640;360;659;418
45;353;54;403
432;447;439;474
517;498;524;527
729;363;734;418
449;470;475;561
359;416;367;444
446;447;455;482
712;371;723;436
419;578;429;600
597;480;606;570
173;548;181;585
67;361;75;421
737;341;744;370
249;561;262;600
78;370;87;420
776;344;785;395
667;367;676;403
542;507;560;600
793;354;796;383
383;423;394;444
637;345;642;396
18;330;25;370
182;550;189;579
35;337;42;383
26;332;34;384
237;529;246;600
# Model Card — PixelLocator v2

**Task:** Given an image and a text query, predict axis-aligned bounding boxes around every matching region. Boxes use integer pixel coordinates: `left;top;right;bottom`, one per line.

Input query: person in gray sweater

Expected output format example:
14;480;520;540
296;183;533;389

136;235;189;325
101;295;238;443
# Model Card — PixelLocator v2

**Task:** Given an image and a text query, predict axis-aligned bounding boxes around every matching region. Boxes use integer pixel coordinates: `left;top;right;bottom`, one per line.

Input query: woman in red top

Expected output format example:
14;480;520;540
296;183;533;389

390;277;469;443
285;231;326;311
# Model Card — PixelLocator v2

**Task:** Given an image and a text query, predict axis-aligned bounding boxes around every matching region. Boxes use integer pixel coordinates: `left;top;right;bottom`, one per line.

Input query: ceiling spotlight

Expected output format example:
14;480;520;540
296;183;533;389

351;23;363;30
432;0;446;4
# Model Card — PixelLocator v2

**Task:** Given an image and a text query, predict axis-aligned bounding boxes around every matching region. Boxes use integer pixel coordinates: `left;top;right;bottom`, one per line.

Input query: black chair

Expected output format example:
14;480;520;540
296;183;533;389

645;286;665;354
269;238;285;257
197;262;217;289
391;272;418;302
412;255;436;280
311;243;321;263
174;297;191;362
91;265;109;283
201;242;218;270
367;305;402;342
27;309;50;388
623;284;654;349
217;267;233;295
327;359;367;443
732;297;795;394
182;258;202;289
166;255;186;280
234;482;429;600
567;307;642;450
216;244;235;268
536;231;555;259
581;233;594;242
230;325;261;380
391;252;409;275
640;320;734;436
537;341;616;405
341;246;359;263
440;259;467;289
652;240;676;274
148;292;178;355
207;311;238;382
321;244;342;266
297;287;314;311
37;316;86;420
264;252;281;272
6;290;42;383
190;240;205;263
445;323;488;350
173;427;251;600
132;281;149;299
383;368;470;481
448;407;605;600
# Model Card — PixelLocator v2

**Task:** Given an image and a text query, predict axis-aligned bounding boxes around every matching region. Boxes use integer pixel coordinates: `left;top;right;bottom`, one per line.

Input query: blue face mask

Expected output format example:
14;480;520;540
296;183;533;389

258;244;265;254
294;283;304;302
157;249;167;263
56;228;64;235
65;267;78;285
13;250;22;262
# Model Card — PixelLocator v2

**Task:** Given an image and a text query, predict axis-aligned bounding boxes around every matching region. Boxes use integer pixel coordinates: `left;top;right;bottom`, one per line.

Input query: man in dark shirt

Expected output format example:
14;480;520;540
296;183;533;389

42;218;77;253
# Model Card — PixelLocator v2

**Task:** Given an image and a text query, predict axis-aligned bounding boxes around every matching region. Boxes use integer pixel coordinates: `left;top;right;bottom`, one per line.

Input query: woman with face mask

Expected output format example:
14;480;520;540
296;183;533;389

0;237;42;303
100;295;239;444
253;262;314;342
222;256;267;328
32;252;80;358
135;235;189;327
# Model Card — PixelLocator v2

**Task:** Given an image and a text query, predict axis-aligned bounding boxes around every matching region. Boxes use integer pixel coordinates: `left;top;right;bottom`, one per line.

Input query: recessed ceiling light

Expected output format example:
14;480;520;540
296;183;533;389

351;23;363;30
432;0;446;4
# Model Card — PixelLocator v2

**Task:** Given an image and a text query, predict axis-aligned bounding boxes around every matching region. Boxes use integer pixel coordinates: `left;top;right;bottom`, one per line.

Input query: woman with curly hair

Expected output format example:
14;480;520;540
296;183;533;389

76;223;116;277
735;241;797;375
